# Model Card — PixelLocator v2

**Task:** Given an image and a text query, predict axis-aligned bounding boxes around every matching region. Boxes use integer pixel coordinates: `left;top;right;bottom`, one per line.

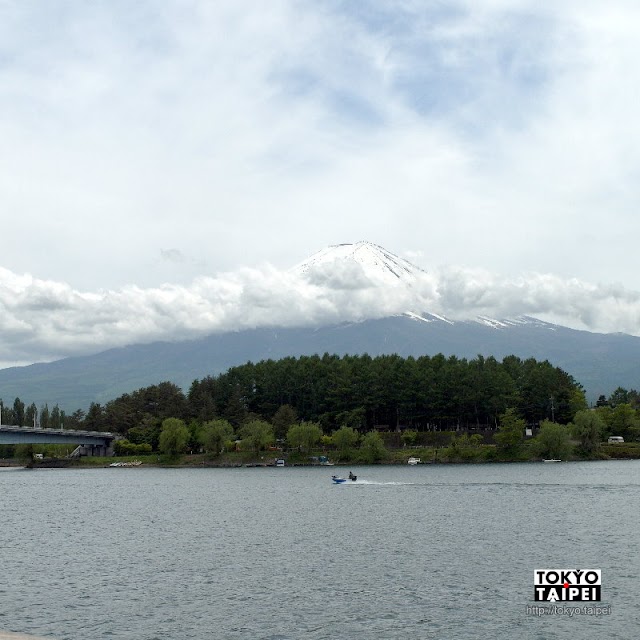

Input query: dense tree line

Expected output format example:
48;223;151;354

23;353;584;437
0;399;66;429
2;353;626;440
184;353;584;430
4;355;640;461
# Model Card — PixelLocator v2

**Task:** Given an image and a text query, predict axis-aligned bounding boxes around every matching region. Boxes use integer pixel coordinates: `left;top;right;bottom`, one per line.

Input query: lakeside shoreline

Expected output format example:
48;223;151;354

10;446;640;469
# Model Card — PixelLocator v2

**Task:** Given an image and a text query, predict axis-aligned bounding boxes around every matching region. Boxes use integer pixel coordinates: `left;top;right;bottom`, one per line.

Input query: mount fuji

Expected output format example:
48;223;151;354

1;241;640;411
293;241;428;285
292;241;550;329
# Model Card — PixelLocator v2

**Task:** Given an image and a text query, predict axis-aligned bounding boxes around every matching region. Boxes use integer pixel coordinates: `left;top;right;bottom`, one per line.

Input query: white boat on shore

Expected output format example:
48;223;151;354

407;457;421;465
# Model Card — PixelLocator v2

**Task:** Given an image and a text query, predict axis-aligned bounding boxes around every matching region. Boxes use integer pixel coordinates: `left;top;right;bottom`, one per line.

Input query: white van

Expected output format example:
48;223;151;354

608;436;624;444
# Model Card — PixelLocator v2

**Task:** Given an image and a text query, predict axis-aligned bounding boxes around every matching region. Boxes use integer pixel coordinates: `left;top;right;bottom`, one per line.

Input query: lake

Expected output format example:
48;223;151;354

1;460;638;639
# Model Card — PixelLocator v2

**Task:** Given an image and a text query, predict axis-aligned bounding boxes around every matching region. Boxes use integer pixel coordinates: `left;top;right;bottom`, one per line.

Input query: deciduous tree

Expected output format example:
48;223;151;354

359;431;387;463
570;410;605;455
332;426;359;459
199;419;234;456
534;420;572;460
494;408;525;450
287;421;322;454
159;418;190;457
240;419;274;455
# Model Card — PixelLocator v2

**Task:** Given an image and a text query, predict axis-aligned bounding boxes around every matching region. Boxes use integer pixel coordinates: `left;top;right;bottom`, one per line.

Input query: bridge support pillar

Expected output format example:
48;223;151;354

71;444;114;457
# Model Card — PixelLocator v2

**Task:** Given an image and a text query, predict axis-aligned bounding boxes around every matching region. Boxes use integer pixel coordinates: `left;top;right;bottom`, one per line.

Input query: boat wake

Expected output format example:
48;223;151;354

341;479;415;486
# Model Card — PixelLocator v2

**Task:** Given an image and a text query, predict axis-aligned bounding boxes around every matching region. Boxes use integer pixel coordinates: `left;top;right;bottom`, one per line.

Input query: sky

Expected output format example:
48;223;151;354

2;0;640;367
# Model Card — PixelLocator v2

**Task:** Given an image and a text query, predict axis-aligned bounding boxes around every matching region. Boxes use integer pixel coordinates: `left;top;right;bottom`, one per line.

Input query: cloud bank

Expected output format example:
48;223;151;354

2;261;640;368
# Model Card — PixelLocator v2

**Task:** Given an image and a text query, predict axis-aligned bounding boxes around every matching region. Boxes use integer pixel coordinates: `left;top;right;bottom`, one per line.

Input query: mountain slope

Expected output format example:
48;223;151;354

1;314;638;411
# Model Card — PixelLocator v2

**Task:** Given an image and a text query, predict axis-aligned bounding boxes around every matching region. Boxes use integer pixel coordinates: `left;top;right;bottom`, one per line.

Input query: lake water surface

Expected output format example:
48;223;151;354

1;461;639;639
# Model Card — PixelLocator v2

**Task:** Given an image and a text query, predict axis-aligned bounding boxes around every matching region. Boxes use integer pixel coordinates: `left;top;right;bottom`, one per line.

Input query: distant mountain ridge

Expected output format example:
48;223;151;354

1;312;639;411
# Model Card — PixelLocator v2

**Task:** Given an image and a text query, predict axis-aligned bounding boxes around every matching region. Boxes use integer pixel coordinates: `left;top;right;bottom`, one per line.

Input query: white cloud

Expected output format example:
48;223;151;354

2;259;640;369
302;260;379;291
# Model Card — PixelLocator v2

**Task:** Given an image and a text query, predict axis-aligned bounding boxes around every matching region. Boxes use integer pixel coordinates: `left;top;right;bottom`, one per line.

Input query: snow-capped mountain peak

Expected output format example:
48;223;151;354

293;241;427;286
292;243;564;332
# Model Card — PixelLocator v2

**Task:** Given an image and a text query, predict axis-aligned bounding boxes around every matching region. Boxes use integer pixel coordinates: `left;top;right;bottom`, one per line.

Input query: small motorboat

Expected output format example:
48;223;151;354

407;457;421;465
332;475;347;484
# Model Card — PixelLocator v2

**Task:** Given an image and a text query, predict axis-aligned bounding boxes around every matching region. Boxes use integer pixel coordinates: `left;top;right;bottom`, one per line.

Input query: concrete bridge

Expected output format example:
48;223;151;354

0;425;116;456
